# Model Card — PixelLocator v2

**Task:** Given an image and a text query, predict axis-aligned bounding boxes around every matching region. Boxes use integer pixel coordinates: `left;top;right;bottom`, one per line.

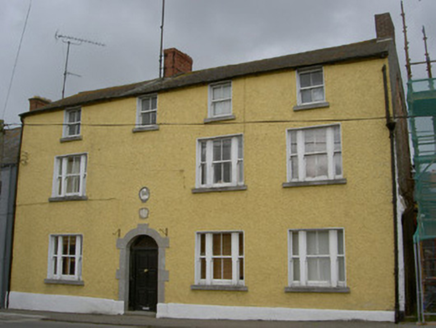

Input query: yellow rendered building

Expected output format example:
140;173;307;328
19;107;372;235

8;14;414;322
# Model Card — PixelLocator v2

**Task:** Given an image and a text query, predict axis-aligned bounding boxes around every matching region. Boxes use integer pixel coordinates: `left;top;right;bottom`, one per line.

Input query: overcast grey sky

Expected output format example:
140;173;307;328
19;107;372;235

1;0;435;126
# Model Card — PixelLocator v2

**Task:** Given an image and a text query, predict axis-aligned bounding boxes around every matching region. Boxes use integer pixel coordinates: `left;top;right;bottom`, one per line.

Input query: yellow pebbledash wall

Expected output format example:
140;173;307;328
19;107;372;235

11;57;395;313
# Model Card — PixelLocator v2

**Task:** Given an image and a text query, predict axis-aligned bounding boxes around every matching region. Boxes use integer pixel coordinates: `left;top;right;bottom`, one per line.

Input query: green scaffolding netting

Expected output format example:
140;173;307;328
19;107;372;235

408;78;436;243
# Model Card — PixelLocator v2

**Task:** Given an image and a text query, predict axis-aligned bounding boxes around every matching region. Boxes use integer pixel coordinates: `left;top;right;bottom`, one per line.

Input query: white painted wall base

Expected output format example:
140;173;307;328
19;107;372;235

8;292;124;315
157;303;395;322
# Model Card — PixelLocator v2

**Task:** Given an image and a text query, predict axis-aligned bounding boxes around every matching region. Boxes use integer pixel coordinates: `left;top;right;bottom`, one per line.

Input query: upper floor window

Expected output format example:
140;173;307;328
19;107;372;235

196;134;243;189
209;82;232;118
137;95;157;127
52;154;87;198
288;229;346;289
297;68;325;105
63;108;81;138
287;125;342;183
195;232;244;286
47;234;82;282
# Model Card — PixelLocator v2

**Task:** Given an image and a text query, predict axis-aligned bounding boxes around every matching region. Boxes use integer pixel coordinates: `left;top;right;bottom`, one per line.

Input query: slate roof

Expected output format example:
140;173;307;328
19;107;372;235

2;128;21;165
21;38;392;118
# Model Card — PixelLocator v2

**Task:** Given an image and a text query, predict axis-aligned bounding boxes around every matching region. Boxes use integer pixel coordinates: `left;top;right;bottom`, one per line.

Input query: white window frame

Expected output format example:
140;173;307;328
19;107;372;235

208;81;232;118
195;231;244;286
297;67;325;105
288;228;346;288
286;124;342;182
196;134;243;188
47;234;83;281
63;107;81;138
52;153;87;198
136;94;158;127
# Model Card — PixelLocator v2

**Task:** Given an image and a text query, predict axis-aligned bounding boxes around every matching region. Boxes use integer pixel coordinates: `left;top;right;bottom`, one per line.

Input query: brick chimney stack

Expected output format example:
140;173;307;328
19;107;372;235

163;48;193;78
29;96;51;111
375;13;395;43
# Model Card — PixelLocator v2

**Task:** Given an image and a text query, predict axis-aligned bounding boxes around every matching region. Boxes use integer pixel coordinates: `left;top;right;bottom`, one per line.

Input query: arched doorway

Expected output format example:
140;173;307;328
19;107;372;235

129;235;158;311
117;224;169;313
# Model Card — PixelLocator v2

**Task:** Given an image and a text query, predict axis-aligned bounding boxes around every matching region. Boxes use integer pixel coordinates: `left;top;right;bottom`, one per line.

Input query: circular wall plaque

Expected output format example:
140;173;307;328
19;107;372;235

139;187;150;203
139;208;149;219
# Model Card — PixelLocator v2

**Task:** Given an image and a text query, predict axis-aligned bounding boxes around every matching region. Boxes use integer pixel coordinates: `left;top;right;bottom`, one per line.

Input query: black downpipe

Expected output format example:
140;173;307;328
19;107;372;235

382;64;400;323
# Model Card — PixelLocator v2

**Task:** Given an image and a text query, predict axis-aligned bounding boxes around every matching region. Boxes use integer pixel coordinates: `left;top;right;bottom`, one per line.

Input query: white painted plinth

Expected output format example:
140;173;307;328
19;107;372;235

157;303;395;322
8;291;124;315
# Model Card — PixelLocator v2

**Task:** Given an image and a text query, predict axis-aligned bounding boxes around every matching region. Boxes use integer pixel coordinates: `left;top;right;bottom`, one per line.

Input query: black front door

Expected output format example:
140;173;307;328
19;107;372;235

129;236;158;311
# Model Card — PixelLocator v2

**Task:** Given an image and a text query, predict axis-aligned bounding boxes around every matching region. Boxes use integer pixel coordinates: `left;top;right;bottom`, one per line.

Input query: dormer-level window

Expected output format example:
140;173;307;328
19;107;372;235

209;82;232;119
137;95;157;127
63;108;81;138
297;67;325;105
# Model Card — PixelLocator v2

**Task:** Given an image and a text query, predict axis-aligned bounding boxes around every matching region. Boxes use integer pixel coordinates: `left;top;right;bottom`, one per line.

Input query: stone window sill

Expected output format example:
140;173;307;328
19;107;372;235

293;101;330;111
132;125;159;133
44;279;84;286
285;286;350;293
282;178;346;188
204;115;236;124
191;284;248;291
60;136;82;143
49;196;88;202
192;185;247;194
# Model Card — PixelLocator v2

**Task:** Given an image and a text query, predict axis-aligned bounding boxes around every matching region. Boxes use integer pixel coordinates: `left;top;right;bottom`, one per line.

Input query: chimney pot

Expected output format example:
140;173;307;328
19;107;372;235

29;96;51;111
163;48;193;78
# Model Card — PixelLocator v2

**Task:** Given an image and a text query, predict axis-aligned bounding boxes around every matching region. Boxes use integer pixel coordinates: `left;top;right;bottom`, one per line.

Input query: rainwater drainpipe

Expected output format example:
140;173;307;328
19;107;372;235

382;64;400;323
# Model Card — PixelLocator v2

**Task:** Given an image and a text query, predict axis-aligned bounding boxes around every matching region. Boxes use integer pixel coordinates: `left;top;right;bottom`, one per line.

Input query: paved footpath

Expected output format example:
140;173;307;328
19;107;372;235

0;309;428;328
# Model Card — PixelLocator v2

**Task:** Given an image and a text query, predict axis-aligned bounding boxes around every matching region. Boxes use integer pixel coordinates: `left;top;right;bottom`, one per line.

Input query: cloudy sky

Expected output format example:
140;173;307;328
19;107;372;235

1;0;435;126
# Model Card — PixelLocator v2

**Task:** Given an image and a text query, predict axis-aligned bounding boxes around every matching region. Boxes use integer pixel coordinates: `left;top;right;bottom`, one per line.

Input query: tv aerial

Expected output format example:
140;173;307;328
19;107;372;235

55;31;105;98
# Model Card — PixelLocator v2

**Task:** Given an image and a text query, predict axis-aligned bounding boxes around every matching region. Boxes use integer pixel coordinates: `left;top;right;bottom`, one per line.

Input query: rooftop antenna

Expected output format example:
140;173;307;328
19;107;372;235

159;0;166;78
55;31;105;98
